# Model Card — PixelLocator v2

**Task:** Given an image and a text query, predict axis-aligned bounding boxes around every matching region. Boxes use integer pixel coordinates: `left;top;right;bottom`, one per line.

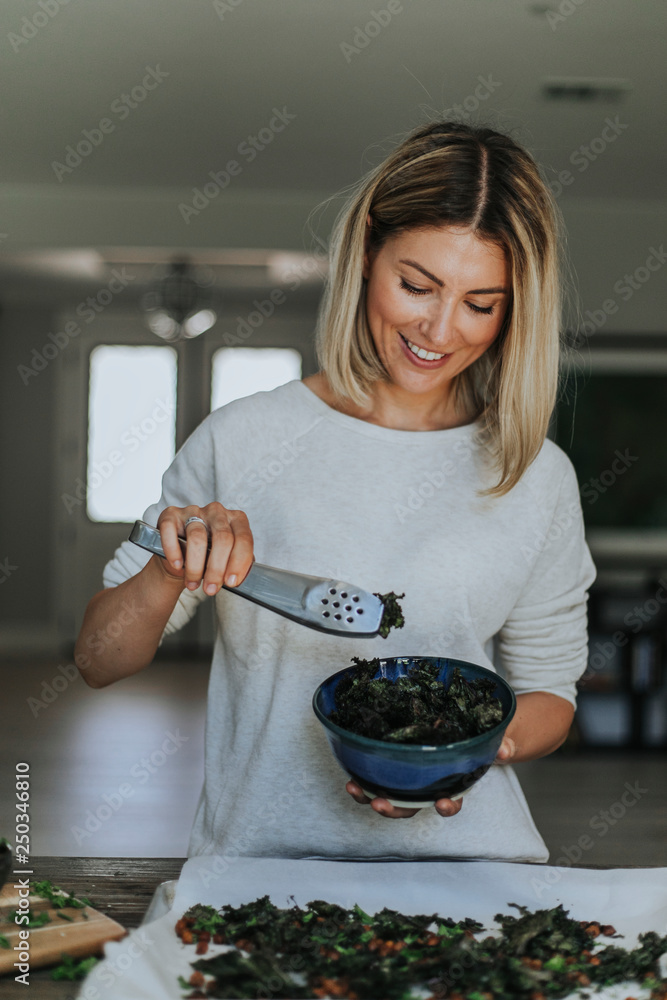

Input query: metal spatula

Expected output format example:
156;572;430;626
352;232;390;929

129;519;385;637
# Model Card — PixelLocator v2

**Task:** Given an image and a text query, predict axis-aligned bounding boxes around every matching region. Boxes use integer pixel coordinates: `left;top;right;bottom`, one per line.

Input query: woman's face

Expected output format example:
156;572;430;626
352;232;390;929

362;221;511;399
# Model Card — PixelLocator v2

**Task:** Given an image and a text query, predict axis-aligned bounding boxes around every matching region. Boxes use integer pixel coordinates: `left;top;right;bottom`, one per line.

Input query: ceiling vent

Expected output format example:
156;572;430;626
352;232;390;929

541;77;632;103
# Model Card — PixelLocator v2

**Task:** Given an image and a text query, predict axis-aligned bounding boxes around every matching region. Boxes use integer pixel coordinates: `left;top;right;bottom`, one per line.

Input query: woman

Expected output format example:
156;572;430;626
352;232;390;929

75;120;596;862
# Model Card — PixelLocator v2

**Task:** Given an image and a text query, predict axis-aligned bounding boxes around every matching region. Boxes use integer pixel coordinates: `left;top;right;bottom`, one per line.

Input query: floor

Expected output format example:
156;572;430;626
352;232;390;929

1;657;208;858
1;658;665;865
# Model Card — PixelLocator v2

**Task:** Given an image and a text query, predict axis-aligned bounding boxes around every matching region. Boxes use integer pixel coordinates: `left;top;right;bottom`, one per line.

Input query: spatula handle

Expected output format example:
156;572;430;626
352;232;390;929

129;519;316;618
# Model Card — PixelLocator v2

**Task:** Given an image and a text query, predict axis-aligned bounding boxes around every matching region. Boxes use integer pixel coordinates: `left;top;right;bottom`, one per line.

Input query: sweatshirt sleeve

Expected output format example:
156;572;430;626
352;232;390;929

102;415;219;645
497;452;597;709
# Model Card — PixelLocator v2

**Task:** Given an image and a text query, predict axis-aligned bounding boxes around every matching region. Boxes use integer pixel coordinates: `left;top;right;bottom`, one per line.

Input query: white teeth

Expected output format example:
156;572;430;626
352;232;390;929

403;335;445;361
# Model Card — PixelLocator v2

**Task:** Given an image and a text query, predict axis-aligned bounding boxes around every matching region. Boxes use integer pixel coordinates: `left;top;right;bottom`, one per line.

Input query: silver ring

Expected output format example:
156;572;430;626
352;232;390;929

184;516;208;531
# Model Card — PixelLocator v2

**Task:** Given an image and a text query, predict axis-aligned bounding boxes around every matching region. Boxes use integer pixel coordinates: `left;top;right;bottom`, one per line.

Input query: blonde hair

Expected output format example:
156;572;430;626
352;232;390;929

310;120;567;497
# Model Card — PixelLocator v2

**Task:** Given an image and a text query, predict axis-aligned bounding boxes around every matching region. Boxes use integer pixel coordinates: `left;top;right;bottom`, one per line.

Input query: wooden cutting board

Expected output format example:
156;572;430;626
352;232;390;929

0;882;126;976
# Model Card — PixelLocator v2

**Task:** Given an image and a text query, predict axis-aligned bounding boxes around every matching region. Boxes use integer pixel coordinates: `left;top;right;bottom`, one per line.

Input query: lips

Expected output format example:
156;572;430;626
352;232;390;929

398;332;452;369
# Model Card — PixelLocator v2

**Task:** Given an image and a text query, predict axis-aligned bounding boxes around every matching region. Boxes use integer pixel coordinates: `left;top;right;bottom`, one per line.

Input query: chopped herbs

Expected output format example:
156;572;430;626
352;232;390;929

328;657;504;744
374;591;405;638
0;934;10;949
175;895;667;999
51;955;99;980
3;882;91;937
32;879;91;909
8;908;52;928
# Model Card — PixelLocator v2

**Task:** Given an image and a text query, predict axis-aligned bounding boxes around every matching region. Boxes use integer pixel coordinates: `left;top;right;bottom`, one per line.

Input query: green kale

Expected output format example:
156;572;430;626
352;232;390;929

192;948;304;999
494;902;591;957
329;657;504;744
179;895;667;1000
183;903;226;935
374;591;406;638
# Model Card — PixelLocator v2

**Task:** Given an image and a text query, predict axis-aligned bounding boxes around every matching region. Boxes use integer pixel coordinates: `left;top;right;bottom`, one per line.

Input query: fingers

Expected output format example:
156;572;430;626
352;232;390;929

183;514;211;591
198;508;254;594
345;781;421;818
346;781;463;819
156;503;254;595
372;800;421;819
434;796;463;818
157;508;188;576
494;735;517;764
346;780;371;804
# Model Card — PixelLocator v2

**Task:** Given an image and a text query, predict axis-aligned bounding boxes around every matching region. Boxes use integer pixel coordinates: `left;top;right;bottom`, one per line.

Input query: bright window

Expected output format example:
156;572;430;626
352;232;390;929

87;345;177;522
211;347;302;410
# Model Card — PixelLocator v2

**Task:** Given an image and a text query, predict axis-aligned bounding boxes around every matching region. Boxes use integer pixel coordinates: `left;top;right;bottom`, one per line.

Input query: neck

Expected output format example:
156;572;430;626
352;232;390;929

311;373;472;431
358;380;470;431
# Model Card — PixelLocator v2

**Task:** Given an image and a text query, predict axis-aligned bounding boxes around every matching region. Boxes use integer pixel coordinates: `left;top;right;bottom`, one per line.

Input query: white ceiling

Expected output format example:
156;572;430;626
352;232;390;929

0;0;665;295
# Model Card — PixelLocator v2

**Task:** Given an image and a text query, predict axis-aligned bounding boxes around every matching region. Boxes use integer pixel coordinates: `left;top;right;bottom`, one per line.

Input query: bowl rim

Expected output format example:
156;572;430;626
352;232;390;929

312;654;516;753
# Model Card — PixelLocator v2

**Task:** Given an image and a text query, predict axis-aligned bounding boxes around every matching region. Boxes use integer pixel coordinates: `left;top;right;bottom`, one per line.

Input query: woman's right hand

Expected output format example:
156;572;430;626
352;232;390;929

155;502;255;595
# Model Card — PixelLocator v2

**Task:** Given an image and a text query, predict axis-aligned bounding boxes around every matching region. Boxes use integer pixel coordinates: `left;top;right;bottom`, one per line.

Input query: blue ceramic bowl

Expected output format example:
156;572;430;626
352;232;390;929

313;656;516;807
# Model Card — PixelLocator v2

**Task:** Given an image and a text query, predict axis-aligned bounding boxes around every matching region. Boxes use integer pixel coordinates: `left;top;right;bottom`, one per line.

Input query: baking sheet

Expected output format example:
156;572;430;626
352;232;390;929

75;857;667;999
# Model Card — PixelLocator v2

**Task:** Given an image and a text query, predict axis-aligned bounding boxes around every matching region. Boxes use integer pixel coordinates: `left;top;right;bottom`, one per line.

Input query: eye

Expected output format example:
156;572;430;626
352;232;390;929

399;277;430;296
466;302;494;316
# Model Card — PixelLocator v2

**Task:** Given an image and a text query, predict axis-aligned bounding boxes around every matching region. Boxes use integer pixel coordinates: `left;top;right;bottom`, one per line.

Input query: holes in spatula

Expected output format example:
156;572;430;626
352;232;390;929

321;590;363;621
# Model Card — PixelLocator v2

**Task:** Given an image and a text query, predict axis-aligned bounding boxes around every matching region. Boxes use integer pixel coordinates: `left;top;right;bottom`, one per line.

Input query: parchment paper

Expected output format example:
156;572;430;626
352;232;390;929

76;857;667;1000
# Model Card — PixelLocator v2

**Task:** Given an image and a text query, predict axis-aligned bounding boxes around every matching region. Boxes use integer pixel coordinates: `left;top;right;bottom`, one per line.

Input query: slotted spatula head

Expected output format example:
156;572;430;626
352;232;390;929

129;520;385;637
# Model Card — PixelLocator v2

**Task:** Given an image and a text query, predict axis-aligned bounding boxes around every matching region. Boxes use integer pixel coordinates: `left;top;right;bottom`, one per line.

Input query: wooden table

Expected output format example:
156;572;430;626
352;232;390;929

8;857;657;999
7;858;184;999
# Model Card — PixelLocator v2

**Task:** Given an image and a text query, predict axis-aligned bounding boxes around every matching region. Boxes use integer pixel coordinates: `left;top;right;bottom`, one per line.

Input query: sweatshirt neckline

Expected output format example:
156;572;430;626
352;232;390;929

289;380;481;443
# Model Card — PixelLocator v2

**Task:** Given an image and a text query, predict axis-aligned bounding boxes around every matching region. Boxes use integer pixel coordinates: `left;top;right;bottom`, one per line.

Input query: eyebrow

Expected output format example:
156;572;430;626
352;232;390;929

399;258;509;295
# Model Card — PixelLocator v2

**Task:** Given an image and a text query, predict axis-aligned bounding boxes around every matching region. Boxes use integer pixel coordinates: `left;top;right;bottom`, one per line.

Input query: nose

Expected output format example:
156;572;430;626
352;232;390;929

419;300;456;350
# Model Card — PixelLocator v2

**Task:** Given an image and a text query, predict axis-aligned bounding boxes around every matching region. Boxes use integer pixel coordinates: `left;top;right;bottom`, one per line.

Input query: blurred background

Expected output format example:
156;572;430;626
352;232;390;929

1;0;665;862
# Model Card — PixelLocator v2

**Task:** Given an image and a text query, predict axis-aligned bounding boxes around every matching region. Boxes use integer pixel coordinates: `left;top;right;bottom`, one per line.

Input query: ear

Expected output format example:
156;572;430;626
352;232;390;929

362;212;373;280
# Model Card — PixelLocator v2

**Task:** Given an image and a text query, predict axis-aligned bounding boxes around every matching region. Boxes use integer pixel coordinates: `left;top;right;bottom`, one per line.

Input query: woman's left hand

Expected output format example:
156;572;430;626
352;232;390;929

345;780;461;818
345;734;517;818
494;734;517;764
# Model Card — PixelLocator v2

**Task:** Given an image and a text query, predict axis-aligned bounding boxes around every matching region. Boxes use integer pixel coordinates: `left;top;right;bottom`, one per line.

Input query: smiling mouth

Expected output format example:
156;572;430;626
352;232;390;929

399;332;449;361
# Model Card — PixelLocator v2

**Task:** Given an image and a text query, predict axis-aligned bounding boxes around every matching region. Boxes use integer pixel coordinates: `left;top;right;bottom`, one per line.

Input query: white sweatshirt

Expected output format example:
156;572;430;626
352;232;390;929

102;379;596;863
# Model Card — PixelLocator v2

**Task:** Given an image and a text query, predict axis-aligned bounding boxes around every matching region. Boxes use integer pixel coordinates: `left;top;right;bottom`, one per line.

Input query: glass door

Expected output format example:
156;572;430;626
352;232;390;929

56;306;315;656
